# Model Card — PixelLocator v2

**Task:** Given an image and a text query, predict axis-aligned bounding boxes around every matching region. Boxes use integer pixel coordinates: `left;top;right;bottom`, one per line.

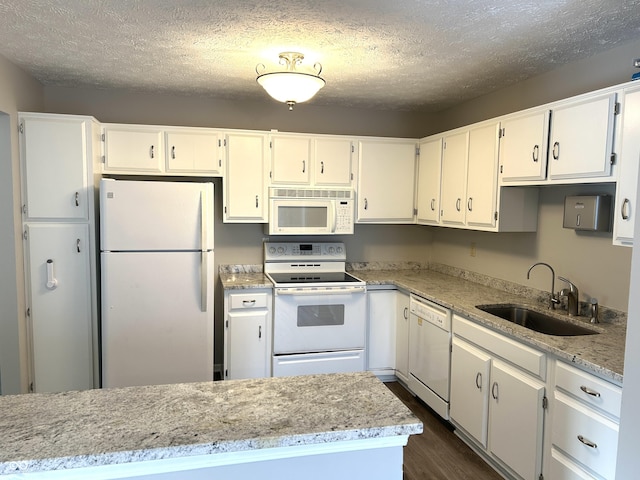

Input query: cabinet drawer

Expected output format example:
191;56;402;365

555;361;622;419
552;391;618;480
453;315;546;379
229;292;269;310
549;448;598;479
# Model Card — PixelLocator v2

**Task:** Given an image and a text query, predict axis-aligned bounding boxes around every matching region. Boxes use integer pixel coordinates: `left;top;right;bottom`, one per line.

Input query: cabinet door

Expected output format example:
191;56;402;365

103;125;164;172
450;337;491;448
466;123;499;228
416;137;442;225
20;115;88;220
489;360;545;480
613;88;640;246
440;131;468;226
548;93;616;180
314;138;353;186
25;223;94;392
165;130;223;174
270;135;312;184
357;139;416;222
367;290;397;372
226;309;270;379
395;290;410;382
223;132;269;222
499;110;549;182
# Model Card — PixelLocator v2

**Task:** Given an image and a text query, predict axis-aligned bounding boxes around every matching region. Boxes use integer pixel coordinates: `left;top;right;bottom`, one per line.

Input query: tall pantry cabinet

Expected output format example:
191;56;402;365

19;113;100;393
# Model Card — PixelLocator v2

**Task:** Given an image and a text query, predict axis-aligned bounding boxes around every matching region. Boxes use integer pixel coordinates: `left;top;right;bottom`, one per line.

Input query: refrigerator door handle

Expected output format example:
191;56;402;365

200;190;208;251
201;250;208;312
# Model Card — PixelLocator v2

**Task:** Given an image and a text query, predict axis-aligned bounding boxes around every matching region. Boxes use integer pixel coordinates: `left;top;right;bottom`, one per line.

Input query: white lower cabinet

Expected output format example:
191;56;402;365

224;290;272;380
546;361;622;480
450;315;545;480
395;290;410;383
366;288;397;377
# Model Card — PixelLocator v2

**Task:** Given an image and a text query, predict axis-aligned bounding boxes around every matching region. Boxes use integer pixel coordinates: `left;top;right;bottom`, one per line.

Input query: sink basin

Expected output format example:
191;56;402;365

476;304;599;336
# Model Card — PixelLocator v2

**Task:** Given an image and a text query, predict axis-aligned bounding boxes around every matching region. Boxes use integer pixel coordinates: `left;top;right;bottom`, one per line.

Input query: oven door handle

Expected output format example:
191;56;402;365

275;286;366;295
331;201;338;233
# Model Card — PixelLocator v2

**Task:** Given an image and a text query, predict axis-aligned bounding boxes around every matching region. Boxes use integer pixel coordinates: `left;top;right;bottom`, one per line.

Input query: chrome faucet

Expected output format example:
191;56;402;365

558;276;579;316
527;262;560;309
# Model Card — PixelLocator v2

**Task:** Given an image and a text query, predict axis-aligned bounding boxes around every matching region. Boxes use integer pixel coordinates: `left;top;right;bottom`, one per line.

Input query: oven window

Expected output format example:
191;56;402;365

297;305;345;327
278;206;328;228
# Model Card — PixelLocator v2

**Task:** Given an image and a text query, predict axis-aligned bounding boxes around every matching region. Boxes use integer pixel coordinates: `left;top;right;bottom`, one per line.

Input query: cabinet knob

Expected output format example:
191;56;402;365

621;198;631;220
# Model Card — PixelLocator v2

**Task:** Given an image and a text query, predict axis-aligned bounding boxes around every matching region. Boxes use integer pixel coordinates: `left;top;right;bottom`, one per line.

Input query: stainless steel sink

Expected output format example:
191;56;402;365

476;304;599;336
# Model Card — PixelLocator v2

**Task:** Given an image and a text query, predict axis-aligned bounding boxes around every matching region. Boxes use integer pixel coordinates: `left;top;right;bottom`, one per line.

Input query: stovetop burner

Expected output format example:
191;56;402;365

267;271;363;285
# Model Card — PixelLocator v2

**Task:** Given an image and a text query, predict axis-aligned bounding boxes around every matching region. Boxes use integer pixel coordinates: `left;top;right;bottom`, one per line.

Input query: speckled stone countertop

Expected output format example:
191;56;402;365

0;372;422;476
220;264;626;384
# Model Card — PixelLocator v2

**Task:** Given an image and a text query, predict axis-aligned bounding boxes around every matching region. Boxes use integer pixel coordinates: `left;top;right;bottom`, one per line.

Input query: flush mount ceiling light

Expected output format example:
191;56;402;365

256;52;325;110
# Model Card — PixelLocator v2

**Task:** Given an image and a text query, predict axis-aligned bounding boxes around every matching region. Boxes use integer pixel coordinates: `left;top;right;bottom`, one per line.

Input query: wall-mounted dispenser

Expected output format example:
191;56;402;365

563;195;612;231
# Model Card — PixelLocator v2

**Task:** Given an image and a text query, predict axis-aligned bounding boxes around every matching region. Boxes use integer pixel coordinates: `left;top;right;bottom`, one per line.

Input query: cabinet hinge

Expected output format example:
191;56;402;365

614;102;621;115
23;229;28;241
610;152;617;165
219;158;222;167
29;382;34;393
269;141;273;149
350;172;354;181
415;146;420;156
225;369;228;378
443;141;447;149
269;171;272;179
494;211;498;221
18;122;24;134
542;396;548;410
225;319;229;328
498;127;505;139
351;144;355;153
101;133;105;142
499;165;503;174
26;307;30;317
413;208;418;215
22;204;27;216
101;155;106;164
224;205;227;214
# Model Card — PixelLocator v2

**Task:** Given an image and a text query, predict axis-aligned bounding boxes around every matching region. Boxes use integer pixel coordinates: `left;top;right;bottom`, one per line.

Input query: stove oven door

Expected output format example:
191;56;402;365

273;287;366;354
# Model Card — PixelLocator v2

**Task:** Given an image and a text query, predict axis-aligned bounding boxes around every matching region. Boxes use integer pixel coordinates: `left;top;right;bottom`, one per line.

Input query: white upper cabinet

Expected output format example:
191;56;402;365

102;124;224;176
20;114;91;220
499;109;549;183
440;131;469;226
548;92;618;181
103;124;164;173
613;86;640;246
356;138;417;223
313;137;353;186
466;122;500;229
416;137;442;225
270;134;312;185
165;129;223;175
223;131;269;223
269;134;354;187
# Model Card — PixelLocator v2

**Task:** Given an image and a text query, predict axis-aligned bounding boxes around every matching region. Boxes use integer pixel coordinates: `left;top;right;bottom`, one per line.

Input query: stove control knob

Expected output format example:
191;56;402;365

268;247;276;255
277;246;285;254
328;246;335;254
336;246;343;254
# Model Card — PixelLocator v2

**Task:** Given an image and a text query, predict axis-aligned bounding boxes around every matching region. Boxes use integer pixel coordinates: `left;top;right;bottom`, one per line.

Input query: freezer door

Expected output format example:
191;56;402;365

100;179;214;251
101;251;214;388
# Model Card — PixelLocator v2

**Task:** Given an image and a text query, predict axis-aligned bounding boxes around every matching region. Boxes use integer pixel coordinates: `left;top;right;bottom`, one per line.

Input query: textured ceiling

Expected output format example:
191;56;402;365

0;1;639;112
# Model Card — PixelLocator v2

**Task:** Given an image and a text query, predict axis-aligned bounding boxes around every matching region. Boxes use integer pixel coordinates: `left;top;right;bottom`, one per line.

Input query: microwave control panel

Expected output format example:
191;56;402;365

335;199;354;234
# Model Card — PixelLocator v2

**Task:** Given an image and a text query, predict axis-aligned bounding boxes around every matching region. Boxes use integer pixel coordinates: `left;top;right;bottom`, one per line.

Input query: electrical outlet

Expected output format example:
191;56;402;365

470;242;477;257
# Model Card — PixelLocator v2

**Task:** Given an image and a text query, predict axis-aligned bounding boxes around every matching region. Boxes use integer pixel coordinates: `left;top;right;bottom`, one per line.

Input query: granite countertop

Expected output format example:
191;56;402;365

220;265;626;384
0;372;422;476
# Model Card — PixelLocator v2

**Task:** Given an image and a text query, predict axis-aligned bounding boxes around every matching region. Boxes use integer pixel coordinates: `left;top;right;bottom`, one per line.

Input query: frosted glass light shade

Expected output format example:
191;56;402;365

257;71;325;104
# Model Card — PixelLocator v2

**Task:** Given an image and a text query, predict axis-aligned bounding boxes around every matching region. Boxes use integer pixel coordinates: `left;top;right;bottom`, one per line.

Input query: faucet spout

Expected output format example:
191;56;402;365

527;262;559;309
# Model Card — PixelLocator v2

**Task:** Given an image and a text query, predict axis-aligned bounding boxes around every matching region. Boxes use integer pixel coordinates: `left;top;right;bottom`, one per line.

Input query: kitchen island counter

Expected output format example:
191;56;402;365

0;372;421;479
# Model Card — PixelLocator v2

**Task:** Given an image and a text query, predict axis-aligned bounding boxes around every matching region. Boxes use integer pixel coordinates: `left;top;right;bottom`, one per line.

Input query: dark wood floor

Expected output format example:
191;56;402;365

385;382;502;480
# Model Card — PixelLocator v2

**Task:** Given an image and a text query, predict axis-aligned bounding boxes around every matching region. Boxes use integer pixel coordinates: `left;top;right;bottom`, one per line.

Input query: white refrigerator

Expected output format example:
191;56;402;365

100;178;214;388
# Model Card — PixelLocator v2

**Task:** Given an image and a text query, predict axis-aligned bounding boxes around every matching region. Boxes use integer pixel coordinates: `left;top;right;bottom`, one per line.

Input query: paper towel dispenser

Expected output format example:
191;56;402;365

563;195;611;231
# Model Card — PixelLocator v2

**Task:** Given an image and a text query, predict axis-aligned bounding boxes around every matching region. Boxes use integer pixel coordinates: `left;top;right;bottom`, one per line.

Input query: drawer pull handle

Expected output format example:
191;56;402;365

258;325;262;339
622;198;631;220
475;372;482;390
577;435;598;449
242;300;256;307
580;385;601;397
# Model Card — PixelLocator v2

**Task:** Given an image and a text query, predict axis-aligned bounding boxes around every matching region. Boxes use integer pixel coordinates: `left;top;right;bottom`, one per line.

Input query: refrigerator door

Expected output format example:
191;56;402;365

101;251;214;388
100;179;214;252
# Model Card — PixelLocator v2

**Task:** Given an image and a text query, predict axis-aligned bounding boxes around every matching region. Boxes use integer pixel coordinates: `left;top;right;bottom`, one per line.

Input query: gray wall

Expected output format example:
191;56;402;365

0;53;44;394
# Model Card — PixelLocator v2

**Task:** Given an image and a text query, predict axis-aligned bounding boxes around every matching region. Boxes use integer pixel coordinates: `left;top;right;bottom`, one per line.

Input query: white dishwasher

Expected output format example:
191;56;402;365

408;294;452;420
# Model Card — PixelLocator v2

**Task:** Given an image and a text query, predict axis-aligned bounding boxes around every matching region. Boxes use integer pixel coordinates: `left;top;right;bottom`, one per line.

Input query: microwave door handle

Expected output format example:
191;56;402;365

332;201;337;233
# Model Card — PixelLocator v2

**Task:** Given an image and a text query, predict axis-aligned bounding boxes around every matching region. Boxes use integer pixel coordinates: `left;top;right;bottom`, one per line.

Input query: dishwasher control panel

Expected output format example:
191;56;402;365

409;295;451;331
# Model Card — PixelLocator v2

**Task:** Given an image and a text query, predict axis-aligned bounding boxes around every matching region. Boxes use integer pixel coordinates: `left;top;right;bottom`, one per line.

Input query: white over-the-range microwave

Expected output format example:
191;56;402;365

268;187;355;235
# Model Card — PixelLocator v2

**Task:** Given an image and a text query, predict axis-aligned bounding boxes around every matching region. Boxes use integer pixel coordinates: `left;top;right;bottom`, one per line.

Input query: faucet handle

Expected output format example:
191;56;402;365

558;276;578;293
